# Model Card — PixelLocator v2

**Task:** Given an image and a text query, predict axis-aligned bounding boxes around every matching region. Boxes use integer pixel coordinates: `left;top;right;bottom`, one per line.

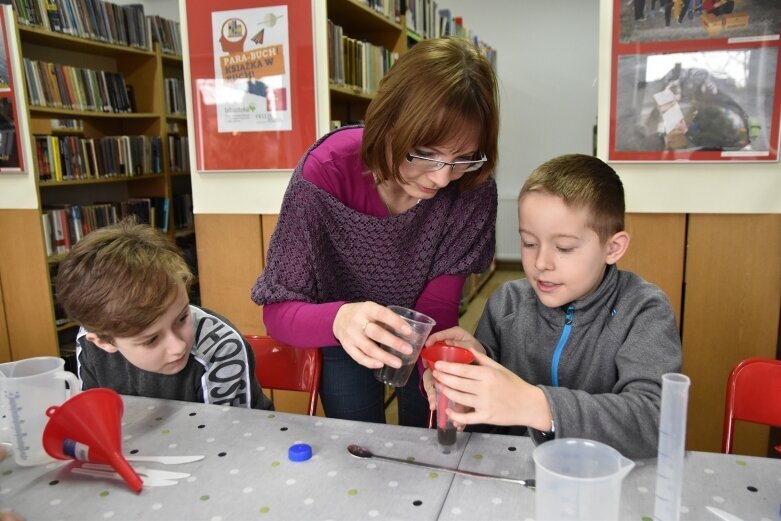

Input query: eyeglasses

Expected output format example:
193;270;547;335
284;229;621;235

405;152;487;173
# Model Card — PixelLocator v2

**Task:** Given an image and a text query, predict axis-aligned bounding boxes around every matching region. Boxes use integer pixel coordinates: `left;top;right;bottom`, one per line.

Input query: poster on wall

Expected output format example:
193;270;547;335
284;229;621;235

186;0;317;171
609;0;781;162
0;7;25;173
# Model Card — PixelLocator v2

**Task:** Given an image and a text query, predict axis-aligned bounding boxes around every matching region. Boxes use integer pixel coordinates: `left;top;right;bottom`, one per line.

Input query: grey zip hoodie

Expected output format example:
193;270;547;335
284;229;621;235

474;264;682;459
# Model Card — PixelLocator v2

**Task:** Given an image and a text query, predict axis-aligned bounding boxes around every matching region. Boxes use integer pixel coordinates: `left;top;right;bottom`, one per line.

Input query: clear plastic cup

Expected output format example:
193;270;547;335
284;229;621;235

373;306;435;388
533;438;635;521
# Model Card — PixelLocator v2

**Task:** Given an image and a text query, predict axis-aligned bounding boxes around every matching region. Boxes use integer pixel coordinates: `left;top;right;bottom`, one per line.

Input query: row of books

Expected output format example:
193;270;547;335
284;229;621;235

359;0;402;23
23;59;134;113
328;20;399;95
35;134;162;181
148;15;181;56
168;135;189;174
12;0;149;49
165;78;185;116
42;197;168;256
404;2;496;67
173;193;193;230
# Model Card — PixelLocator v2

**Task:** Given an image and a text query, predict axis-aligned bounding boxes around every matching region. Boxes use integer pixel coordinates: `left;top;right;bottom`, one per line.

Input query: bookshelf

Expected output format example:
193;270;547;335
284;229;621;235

0;4;192;363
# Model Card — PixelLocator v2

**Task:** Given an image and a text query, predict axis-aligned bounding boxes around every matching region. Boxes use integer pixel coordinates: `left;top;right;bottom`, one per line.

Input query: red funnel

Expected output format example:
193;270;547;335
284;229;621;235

43;388;143;493
421;341;476;368
421;342;476;430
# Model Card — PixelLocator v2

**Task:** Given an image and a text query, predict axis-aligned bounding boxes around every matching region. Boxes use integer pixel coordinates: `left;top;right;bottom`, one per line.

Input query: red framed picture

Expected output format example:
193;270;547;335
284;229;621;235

185;0;317;171
0;7;26;173
609;0;781;162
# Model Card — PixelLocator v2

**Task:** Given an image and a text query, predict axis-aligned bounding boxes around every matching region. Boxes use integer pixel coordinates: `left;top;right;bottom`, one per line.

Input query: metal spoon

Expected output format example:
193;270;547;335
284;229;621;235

347;444;535;490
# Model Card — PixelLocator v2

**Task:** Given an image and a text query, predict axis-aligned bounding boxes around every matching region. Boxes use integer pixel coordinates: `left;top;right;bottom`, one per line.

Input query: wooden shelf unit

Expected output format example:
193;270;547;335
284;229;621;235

1;18;192;362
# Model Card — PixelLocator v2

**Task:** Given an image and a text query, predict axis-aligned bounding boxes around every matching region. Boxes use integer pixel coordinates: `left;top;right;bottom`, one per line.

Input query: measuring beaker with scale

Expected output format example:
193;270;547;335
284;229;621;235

0;356;79;466
533;438;635;521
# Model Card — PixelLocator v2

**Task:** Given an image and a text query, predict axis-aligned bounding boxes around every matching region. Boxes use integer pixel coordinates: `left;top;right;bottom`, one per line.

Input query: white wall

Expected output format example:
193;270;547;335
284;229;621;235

444;0;600;261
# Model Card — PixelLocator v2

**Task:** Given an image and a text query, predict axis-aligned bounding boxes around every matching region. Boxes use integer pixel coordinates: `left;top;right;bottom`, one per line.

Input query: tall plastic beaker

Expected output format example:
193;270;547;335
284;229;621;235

533;438;635;521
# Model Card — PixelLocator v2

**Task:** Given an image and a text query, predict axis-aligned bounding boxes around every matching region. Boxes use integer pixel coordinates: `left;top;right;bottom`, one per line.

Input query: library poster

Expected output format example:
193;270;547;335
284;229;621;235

212;6;292;133
0;7;24;173
609;0;781;162
186;0;316;172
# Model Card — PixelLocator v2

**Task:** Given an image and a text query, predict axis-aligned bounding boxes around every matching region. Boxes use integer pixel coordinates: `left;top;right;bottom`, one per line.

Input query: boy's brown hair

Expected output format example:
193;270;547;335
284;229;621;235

519;154;625;243
56;220;193;341
362;36;499;192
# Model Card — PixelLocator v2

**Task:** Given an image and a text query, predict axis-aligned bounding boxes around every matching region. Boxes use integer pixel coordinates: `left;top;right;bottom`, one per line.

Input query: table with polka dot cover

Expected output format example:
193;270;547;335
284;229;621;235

438;432;781;521
0;394;472;521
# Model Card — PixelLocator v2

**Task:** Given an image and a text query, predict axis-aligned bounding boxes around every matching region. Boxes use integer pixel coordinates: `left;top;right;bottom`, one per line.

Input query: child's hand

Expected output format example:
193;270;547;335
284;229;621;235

425;326;486;355
432;351;552;431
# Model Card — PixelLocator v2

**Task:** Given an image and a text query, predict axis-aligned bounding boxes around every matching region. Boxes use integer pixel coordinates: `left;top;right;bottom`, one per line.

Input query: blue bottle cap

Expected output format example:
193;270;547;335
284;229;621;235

288;443;312;462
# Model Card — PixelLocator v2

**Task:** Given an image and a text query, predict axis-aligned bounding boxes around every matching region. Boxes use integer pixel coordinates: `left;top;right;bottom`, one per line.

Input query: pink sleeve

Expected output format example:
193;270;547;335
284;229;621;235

262;301;346;348
262;274;464;349
414;274;465;384
414;274;465;333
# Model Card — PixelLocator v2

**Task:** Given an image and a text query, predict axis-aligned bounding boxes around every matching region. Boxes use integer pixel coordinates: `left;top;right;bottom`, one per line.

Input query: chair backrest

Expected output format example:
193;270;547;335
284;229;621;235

721;357;781;454
244;335;322;416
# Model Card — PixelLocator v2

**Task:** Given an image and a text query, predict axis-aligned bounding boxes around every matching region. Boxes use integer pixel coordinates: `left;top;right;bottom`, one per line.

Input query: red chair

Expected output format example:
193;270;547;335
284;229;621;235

721;357;781;454
244;335;322;416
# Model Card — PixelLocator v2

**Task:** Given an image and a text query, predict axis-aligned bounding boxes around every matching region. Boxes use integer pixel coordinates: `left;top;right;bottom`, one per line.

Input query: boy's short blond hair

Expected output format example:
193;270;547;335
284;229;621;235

519;154;625;244
56;220;193;341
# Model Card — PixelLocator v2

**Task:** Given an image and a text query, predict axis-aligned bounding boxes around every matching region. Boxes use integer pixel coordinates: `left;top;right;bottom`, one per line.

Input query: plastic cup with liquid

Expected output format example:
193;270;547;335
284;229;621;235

533;438;635;521
373;306;435;388
0;356;79;466
421;342;475;453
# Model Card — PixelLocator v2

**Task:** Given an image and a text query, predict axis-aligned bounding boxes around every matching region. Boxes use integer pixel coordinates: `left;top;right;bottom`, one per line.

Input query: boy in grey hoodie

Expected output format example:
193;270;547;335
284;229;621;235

424;154;682;458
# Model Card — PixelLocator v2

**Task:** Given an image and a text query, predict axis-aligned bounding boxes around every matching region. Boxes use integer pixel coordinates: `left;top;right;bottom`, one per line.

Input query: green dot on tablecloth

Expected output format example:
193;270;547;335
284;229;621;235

406;456;415;462
2;469;12;476
473;454;483;460
200;495;209;501
348;489;358;496
99;491;109;497
161;429;170;434
642;516;653;521
735;460;746;466
259;506;270;514
272;461;280;467
428;472;438;479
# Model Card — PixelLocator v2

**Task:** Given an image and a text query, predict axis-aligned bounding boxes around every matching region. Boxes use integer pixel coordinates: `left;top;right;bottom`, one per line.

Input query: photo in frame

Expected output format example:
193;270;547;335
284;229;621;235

617;0;781;44
609;0;781;162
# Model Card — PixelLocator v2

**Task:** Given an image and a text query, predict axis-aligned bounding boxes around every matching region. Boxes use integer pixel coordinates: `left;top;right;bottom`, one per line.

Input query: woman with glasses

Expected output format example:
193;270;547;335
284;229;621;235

251;36;499;427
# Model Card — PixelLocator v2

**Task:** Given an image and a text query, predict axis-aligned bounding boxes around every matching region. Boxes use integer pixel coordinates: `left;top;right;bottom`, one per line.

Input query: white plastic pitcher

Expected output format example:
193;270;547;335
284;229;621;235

533;438;635;521
0;356;79;466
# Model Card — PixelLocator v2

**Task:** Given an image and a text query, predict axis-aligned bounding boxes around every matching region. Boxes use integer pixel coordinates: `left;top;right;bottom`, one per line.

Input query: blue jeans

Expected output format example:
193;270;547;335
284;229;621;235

319;346;429;427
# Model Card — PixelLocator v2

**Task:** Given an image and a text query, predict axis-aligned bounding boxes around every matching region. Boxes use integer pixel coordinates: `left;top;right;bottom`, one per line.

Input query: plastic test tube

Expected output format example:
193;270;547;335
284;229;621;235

653;373;691;521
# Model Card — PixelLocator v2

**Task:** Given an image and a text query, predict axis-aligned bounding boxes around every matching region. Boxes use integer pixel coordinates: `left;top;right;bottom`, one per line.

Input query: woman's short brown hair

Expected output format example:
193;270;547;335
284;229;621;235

56;219;193;341
519;154;625;244
361;36;499;192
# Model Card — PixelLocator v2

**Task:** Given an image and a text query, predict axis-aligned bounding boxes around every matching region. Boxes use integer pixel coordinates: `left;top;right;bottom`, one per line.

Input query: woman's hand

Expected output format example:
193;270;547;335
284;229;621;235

333;302;414;369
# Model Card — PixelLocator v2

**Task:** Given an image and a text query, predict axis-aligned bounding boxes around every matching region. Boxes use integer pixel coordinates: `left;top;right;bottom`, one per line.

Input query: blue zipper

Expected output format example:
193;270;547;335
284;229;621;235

550;304;575;387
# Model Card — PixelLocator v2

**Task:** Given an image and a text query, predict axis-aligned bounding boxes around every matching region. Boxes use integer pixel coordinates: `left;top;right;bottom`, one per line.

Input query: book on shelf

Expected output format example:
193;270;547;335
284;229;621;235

41;197;170;256
23;59;133;113
36;134;162;181
12;0;151;50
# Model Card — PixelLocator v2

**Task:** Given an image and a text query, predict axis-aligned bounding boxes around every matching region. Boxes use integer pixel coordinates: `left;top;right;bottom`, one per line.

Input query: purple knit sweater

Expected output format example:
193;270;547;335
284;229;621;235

251;126;497;338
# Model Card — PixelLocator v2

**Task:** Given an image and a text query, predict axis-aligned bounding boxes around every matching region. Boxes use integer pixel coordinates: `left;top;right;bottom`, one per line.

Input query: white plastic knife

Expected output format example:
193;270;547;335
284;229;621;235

82;462;191;480
706;506;745;521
